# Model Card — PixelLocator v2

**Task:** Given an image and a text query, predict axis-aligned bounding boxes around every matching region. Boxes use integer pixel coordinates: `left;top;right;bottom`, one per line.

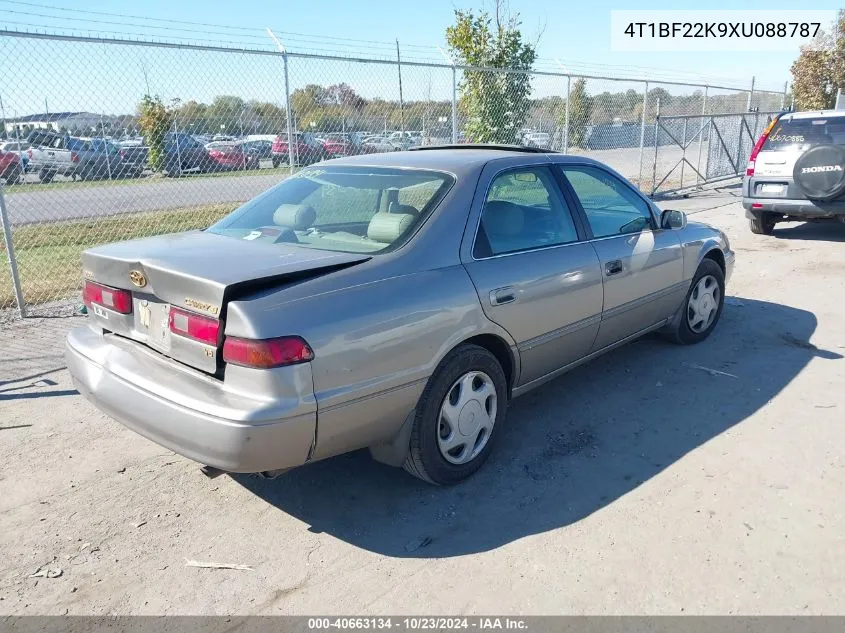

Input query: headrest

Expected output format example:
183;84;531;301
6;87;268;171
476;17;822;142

482;200;524;237
388;201;419;216
273;204;316;230
367;212;416;244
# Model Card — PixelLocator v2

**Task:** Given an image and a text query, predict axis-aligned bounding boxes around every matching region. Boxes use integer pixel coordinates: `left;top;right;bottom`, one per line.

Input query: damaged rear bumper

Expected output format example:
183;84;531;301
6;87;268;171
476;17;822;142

65;325;316;473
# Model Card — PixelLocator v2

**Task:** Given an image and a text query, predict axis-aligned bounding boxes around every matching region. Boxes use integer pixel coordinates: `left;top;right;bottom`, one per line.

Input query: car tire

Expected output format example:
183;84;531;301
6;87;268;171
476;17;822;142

749;212;776;235
38;169;54;184
666;259;725;345
271;156;281;168
3;164;22;184
403;344;507;485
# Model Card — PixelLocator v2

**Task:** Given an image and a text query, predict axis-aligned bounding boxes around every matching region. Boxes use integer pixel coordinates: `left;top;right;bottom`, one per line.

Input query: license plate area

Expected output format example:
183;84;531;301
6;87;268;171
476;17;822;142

136;298;172;353
757;182;787;196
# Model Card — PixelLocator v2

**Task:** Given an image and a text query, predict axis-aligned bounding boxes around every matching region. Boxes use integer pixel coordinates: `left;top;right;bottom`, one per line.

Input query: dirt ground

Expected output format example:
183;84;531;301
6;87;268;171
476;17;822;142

1;184;844;615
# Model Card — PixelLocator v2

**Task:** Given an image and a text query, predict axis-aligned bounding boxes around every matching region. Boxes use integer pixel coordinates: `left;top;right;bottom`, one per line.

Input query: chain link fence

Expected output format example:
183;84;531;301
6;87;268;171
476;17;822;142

0;30;787;327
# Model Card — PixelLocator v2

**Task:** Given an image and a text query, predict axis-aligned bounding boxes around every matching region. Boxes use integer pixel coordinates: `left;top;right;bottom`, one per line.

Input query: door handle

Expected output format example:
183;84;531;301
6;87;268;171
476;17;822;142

490;287;516;306
605;259;624;276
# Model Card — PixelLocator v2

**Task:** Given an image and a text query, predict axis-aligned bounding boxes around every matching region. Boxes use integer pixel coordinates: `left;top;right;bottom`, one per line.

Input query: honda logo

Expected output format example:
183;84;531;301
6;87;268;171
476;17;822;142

802;165;844;174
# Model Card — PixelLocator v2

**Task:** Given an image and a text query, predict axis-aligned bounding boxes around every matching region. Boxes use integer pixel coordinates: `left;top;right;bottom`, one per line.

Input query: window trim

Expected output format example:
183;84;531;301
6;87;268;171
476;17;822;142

471;164;588;261
554;162;659;241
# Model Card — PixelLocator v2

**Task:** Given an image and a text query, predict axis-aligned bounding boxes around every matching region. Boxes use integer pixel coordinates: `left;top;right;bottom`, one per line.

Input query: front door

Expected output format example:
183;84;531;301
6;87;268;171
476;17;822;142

463;165;604;387
558;164;684;351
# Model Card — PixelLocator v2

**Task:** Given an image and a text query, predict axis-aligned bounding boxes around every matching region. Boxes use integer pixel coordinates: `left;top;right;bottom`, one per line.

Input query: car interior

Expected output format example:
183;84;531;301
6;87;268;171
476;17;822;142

208;167;450;253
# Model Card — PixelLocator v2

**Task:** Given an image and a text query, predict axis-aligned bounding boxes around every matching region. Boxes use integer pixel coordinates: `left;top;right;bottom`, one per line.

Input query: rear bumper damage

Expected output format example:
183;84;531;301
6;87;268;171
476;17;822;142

65;325;316;473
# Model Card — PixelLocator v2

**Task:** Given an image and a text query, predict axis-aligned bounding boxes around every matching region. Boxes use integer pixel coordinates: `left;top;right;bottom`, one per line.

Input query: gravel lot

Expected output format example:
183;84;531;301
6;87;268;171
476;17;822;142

1;185;844;615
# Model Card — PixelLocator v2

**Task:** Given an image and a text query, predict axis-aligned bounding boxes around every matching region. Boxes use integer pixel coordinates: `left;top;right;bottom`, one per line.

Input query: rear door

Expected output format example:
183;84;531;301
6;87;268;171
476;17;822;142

462;163;604;386
557;163;684;351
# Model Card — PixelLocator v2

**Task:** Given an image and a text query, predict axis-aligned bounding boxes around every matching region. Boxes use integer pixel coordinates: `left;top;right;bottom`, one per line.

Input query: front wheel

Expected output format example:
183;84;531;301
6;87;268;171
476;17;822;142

666;259;725;345
403;344;507;485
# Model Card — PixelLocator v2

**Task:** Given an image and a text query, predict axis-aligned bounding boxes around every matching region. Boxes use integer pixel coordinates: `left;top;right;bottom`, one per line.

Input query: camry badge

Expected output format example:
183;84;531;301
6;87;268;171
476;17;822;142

129;270;147;288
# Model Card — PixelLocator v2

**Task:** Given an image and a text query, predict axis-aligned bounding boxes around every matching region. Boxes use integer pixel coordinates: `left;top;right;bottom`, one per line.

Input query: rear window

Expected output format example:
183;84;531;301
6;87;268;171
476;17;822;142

763;117;845;151
208;166;453;254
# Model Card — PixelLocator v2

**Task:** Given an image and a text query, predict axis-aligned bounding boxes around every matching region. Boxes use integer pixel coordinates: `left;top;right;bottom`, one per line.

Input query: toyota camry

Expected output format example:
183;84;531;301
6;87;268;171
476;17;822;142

66;145;734;485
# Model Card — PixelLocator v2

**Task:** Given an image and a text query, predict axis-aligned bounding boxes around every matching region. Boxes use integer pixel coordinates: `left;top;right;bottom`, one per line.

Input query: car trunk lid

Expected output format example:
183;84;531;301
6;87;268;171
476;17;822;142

82;231;369;374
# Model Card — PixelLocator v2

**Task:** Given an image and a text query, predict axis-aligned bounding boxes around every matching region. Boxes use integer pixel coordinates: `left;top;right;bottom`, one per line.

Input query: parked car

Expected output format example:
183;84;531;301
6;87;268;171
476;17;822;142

271;132;328;167
204;141;259;171
238;139;273;161
0;140;30;172
67;145;733;484
162;133;212;176
86;138;145;178
319;132;378;158
388;130;423;150
523;132;552;150
362;135;397;153
26;130;123;182
0;147;23;184
743;109;845;234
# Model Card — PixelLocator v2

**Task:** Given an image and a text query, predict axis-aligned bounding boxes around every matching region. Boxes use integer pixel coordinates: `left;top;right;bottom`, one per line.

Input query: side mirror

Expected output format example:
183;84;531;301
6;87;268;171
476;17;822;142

660;209;687;230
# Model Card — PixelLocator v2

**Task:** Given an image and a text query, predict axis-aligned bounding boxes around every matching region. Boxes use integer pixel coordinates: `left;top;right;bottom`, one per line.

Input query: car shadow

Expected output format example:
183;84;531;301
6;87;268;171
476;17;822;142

232;298;839;558
773;220;845;242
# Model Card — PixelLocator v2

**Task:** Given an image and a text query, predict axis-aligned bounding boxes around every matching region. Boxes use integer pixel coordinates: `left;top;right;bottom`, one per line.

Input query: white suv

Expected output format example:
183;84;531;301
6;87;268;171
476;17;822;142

743;109;845;234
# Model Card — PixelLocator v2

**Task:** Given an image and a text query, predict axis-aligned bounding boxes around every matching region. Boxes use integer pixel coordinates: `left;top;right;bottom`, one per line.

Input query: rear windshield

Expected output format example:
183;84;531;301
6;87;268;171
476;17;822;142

763;117;845;151
208;166;454;254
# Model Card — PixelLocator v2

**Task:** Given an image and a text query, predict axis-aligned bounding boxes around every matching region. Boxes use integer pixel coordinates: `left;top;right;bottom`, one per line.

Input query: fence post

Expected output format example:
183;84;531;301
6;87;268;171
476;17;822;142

782;81;788;110
0;183;25;318
563;75;571;154
637;81;649;189
451;66;458;144
746;76;755;112
283;53;295;170
651;98;661;196
697;86;708;186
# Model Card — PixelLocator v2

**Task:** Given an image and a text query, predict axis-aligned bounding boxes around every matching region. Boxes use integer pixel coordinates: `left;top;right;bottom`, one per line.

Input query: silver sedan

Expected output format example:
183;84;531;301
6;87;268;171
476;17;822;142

66;146;734;485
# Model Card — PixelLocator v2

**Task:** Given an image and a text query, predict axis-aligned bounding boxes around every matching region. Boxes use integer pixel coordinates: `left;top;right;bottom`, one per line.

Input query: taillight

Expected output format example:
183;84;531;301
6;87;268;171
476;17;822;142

746;116;780;176
82;280;132;314
169;306;221;345
28;148;32;158
71;151;79;163
119;149;126;159
223;336;313;369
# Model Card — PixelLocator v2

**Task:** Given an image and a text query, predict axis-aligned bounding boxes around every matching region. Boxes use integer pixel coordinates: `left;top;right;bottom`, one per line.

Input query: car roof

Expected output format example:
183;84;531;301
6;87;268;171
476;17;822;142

324;146;600;173
780;110;845;120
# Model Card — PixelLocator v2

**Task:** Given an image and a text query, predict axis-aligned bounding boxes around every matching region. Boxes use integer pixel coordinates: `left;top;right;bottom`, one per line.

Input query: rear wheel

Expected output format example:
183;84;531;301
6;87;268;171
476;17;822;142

38;168;54;184
403;344;507;485
748;213;777;235
271;156;281;168
749;212;776;235
3;163;22;185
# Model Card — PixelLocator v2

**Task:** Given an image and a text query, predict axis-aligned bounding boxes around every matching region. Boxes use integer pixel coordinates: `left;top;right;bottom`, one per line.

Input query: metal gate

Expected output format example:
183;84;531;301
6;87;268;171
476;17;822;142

649;110;778;196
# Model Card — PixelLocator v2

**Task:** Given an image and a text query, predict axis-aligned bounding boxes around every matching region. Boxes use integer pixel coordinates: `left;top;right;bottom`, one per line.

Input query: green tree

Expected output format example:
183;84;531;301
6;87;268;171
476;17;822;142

445;1;537;144
138;95;172;171
566;78;592;148
790;10;845;110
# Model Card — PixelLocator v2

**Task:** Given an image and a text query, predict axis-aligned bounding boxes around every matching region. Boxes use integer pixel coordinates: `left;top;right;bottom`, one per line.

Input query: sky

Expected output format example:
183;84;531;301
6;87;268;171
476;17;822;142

0;0;839;116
